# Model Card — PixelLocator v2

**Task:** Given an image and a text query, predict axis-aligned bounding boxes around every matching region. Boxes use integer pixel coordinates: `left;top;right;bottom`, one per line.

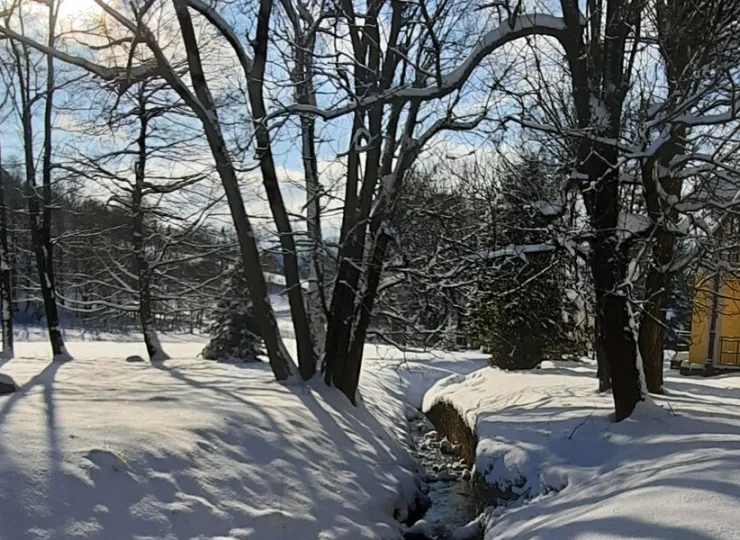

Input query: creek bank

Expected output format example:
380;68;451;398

404;406;483;540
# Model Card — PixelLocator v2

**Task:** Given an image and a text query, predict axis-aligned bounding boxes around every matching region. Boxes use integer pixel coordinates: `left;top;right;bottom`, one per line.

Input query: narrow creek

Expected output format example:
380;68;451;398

405;408;484;540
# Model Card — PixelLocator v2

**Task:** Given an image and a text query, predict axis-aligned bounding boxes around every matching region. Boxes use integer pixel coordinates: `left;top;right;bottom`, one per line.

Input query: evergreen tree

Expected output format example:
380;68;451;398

202;261;262;362
467;156;571;369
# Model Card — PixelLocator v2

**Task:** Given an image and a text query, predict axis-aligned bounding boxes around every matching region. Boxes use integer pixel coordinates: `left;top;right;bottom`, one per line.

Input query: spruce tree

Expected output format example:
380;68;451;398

202;261;262;362
467;156;570;369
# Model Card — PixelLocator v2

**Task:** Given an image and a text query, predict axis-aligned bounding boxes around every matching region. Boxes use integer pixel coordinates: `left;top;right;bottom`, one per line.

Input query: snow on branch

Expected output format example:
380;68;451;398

277;13;571;120
469;243;558;262
0;24;159;89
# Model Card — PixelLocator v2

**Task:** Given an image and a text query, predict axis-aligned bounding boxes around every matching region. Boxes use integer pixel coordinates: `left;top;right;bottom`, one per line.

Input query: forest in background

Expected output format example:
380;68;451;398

0;0;738;422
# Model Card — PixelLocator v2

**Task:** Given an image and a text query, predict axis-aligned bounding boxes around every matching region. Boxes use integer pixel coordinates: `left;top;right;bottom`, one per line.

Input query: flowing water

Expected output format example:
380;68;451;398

407;409;483;540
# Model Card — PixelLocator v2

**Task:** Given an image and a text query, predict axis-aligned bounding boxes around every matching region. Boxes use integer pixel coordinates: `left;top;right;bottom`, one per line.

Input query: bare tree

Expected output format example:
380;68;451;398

0;0;300;378
277;0;327;356
7;0;740;423
57;75;229;356
2;0;70;359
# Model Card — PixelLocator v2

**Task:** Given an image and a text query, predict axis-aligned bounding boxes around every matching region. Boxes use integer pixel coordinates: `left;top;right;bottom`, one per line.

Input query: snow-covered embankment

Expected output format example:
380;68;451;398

422;360;740;539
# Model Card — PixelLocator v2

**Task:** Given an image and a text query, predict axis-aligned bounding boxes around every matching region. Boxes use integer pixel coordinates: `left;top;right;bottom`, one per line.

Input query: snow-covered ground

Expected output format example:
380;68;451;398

0;334;486;540
423;359;740;540
4;330;739;540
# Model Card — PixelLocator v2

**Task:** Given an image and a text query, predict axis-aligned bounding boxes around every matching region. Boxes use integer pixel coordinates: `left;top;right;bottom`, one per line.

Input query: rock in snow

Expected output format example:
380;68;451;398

452;514;484;539
440;437;455;454
404;519;433;539
0;372;17;395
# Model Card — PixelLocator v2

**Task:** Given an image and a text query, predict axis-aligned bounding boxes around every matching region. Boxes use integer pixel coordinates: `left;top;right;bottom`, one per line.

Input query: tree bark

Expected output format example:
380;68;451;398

11;3;68;359
40;1;66;359
591;234;641;420
0;152;14;359
302;115;327;356
595;316;611;392
323;0;404;400
133;87;169;361
637;0;694;394
559;0;644;420
638;229;674;393
171;0;296;380
281;0;327;358
246;0;316;380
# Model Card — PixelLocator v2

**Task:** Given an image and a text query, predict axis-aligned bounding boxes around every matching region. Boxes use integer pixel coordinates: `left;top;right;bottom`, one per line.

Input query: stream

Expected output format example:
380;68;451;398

405;408;483;540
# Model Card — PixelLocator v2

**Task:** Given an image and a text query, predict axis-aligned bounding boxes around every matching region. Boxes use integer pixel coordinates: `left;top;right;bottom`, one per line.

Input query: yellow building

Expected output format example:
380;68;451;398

686;274;740;374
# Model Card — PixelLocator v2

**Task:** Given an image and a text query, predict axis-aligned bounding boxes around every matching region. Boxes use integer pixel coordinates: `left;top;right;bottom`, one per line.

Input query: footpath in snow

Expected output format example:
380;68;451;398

0;336;485;540
423;359;740;540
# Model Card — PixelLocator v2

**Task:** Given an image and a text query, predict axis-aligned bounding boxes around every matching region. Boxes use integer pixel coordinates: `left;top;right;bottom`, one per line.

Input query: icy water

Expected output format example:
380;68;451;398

407;409;482;540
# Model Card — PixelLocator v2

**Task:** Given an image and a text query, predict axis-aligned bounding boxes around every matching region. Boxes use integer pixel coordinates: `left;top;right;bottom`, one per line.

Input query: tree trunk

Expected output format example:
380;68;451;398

301;116;327;357
637;0;692;393
171;0;296;380
595;316;611;392
638;230;675;394
0;152;14;360
12;4;68;360
246;0;315;380
323;0;399;398
133;90;169;361
284;7;327;360
559;0;644;420
322;115;366;393
591;235;641;421
40;0;67;360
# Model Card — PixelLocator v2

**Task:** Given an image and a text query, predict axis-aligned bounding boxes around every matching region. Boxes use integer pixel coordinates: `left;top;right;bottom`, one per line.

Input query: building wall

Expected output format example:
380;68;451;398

689;275;740;366
689;281;712;365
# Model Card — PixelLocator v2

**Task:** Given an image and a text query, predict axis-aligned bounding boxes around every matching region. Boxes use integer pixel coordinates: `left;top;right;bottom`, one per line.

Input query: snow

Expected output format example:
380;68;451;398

452;514;484;540
0;334;486;540
423;359;740;539
404;519;432;537
263;271;287;287
532;200;562;217
617;212;652;240
471;243;556;262
53;348;74;362
4;326;739;540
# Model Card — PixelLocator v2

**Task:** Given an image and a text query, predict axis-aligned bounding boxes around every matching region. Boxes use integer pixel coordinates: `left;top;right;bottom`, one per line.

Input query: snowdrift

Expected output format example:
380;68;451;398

423;360;740;539
0;338;486;540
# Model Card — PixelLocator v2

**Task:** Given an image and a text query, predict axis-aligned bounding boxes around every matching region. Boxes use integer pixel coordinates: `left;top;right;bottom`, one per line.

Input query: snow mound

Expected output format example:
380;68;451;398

0;372;17;395
0;339;487;540
404;518;432;537
423;363;740;539
452;514;484;539
85;449;128;471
